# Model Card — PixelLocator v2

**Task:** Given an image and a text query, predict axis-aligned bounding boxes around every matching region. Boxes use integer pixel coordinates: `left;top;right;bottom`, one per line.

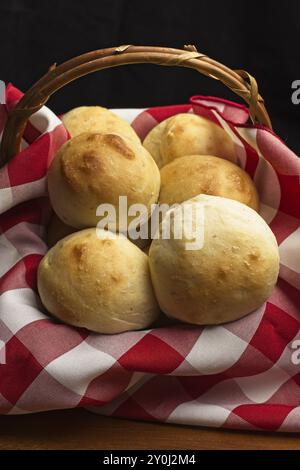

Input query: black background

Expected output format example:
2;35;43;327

0;0;299;153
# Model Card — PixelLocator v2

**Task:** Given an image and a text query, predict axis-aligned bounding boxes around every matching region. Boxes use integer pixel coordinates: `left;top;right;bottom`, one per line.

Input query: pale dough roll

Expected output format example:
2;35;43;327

38;228;160;334
159;155;259;211
48;132;161;229
149;195;279;325
62;106;140;144
143;113;236;168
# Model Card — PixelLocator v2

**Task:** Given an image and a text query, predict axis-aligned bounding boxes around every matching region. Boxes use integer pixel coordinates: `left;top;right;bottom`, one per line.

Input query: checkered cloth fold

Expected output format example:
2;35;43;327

0;84;299;432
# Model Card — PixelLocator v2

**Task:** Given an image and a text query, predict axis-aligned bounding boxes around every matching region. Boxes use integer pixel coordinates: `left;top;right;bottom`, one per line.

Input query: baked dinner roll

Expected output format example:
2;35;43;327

143;118;169;168
159;155;259;211
143;113;236;168
38;228;160;334
62;106;140;144
149;195;279;325
48;132;160;229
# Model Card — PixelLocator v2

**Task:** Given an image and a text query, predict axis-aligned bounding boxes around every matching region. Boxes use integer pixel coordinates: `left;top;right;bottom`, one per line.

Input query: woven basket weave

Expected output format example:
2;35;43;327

2;47;299;432
0;44;271;167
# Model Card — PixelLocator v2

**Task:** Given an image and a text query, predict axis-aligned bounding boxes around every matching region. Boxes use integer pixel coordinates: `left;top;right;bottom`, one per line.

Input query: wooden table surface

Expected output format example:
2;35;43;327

0;409;299;450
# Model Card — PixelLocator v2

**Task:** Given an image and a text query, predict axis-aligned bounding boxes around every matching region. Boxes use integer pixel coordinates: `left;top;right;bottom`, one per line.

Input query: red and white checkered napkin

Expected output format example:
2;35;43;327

0;85;300;432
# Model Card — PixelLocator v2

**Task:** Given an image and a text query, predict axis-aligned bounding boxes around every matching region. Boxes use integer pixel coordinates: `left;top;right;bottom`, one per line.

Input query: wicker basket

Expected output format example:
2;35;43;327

2;46;299;431
0;44;271;167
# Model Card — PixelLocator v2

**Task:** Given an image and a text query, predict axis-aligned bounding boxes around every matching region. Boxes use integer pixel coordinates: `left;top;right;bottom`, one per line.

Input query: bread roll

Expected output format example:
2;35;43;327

159;155;259;211
143;118;169;168
62;106;140;144
149;195;279;325
38;228;160;334
48;132;160;229
143;113;236;167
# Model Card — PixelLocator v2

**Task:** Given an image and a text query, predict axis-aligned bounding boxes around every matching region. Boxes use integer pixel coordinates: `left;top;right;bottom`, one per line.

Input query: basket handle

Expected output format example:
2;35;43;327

0;45;272;167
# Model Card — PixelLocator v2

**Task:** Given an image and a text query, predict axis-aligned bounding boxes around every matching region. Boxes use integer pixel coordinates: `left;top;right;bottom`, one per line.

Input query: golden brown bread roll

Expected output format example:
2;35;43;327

48;132;161;230
149;195;279;325
62;106;140;144
143;113;236;168
142;118;169;168
159;155;259;211
38;228;160;334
